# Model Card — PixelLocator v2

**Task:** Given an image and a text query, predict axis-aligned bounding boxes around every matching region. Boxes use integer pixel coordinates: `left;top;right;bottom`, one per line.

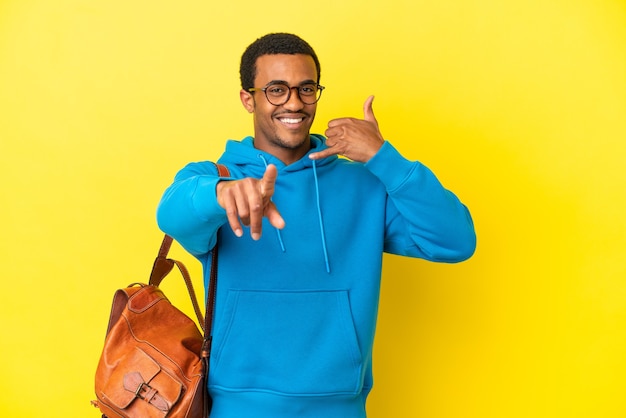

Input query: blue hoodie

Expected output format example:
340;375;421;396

157;134;475;418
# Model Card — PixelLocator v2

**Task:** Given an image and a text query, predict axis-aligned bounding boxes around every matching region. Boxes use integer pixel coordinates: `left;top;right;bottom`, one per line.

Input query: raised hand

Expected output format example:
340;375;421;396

216;164;285;240
309;95;385;162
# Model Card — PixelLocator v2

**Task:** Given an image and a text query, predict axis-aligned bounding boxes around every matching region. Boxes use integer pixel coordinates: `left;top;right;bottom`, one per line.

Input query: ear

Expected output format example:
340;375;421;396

240;89;255;113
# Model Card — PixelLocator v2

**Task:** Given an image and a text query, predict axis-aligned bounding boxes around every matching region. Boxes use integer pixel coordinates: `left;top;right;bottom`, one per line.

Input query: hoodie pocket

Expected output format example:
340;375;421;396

212;289;363;396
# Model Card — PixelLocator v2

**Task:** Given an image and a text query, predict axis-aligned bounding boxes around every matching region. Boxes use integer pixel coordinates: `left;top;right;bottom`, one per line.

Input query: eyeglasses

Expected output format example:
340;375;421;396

248;82;325;106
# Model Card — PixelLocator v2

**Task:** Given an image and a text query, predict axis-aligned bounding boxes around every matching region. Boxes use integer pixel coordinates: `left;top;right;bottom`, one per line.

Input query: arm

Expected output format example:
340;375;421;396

367;142;476;262
157;163;284;257
310;96;476;262
156;162;227;257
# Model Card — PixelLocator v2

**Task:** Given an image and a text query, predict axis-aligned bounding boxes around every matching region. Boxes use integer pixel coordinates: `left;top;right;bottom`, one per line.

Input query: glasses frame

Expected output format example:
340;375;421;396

248;81;325;106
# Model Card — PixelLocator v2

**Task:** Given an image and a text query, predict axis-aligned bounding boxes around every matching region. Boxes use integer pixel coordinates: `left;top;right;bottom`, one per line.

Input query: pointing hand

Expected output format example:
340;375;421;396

216;164;285;240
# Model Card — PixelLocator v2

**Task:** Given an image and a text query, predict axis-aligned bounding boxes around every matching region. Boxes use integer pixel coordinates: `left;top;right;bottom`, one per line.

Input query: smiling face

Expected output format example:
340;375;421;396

240;53;319;165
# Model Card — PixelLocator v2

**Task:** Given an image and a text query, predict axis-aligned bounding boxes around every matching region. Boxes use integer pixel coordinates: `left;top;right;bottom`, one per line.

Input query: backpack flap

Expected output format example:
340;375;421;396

101;347;183;415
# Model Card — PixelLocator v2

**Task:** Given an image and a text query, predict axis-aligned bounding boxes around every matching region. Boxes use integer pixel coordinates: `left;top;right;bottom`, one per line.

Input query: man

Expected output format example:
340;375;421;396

157;33;476;418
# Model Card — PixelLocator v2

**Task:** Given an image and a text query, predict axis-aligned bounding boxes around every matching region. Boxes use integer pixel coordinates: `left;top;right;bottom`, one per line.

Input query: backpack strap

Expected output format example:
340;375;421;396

148;163;231;333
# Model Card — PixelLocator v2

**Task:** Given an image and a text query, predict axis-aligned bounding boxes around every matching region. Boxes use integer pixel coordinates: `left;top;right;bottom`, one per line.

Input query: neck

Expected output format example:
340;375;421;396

253;137;311;165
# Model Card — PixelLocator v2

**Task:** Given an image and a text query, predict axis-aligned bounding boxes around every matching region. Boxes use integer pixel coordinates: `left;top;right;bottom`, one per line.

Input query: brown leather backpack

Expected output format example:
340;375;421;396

92;234;217;418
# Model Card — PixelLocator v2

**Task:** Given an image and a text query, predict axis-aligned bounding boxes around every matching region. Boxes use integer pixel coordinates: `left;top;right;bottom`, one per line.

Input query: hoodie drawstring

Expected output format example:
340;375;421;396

257;154;331;273
312;159;331;273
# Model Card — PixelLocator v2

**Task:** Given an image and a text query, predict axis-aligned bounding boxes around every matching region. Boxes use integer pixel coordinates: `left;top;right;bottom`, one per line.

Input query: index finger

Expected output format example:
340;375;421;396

260;164;278;198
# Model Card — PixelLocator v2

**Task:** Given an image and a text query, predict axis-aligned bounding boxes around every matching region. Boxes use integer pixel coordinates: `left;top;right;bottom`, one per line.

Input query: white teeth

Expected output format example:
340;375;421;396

279;117;303;124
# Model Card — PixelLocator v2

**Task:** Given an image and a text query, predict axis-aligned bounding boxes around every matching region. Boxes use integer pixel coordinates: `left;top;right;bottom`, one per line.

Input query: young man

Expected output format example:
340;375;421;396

157;33;476;418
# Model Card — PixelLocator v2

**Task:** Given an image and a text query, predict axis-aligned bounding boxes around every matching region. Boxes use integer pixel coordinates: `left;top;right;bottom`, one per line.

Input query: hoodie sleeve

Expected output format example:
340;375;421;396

156;162;228;257
364;141;476;263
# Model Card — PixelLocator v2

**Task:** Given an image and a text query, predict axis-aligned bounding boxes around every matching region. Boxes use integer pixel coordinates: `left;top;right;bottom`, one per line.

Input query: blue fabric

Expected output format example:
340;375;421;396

157;134;475;418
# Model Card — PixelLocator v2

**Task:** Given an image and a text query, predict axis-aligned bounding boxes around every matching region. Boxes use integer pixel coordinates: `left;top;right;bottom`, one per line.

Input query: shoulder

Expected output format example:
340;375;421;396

323;158;383;188
173;161;219;181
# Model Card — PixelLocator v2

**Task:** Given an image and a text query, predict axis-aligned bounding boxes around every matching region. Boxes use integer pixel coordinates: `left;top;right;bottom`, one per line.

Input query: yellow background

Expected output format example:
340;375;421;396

1;0;625;416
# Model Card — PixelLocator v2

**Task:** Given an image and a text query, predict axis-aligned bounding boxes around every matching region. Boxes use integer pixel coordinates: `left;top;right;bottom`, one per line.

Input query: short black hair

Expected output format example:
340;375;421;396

240;33;321;91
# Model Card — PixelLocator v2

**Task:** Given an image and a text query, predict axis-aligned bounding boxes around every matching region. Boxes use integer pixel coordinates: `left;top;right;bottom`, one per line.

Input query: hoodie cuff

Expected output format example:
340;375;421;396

192;176;227;222
365;141;419;192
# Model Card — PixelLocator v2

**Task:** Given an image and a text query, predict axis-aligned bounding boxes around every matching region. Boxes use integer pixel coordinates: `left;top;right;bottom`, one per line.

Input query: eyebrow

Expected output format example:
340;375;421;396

266;79;317;86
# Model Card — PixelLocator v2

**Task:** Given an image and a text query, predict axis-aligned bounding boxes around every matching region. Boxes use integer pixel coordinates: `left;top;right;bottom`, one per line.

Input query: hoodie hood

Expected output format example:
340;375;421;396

217;134;337;176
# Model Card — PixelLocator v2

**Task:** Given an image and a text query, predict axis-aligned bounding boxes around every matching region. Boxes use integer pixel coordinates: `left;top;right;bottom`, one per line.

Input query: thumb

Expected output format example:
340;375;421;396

265;201;285;229
363;95;378;125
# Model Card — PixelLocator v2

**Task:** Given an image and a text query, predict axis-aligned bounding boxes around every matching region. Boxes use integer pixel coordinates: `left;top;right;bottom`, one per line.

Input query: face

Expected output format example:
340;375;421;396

240;54;319;164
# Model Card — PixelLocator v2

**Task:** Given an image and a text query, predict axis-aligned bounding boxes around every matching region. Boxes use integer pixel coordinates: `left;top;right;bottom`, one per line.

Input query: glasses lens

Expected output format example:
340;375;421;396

265;83;290;105
298;84;321;104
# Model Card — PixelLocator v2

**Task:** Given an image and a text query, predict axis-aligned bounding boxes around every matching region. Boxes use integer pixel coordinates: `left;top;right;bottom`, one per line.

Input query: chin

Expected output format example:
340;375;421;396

277;133;310;149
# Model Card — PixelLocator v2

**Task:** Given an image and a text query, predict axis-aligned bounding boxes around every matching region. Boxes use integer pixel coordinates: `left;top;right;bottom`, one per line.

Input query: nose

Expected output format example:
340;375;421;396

283;86;305;110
